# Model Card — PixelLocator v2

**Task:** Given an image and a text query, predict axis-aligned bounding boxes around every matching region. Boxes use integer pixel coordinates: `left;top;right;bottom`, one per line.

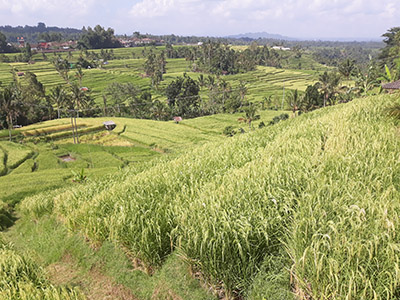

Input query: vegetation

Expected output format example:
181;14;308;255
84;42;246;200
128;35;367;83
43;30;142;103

78;25;121;49
10;93;399;299
0;239;85;299
1;24;400;300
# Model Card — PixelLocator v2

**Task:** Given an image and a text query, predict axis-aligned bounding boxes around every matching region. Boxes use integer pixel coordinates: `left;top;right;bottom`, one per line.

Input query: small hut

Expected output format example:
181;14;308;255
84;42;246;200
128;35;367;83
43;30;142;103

173;116;182;124
103;121;116;131
382;80;400;93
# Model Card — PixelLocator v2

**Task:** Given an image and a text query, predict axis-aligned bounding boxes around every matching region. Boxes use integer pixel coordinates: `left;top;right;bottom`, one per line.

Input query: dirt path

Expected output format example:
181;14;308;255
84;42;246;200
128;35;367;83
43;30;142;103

47;254;138;300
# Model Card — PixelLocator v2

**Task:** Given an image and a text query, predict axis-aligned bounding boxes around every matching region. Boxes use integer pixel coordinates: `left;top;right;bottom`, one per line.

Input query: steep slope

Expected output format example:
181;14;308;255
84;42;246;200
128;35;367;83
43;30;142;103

20;94;400;299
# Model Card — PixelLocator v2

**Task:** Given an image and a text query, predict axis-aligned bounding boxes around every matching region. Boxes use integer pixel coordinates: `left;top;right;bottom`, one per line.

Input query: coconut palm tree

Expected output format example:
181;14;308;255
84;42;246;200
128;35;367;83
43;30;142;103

286;89;303;117
238;102;260;131
318;71;342;107
49;85;68;119
0;84;22;141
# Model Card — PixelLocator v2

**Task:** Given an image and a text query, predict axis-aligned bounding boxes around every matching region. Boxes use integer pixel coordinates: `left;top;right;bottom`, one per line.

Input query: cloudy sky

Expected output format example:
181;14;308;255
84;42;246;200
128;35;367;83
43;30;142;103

0;0;398;39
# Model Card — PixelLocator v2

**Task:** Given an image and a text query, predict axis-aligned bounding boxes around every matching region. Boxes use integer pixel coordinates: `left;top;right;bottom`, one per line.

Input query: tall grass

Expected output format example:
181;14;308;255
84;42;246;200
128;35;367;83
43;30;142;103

0;243;85;300
21;94;400;298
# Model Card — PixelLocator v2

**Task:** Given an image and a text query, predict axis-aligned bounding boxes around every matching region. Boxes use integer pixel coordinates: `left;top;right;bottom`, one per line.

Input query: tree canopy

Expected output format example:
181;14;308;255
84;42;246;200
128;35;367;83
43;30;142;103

78;25;121;49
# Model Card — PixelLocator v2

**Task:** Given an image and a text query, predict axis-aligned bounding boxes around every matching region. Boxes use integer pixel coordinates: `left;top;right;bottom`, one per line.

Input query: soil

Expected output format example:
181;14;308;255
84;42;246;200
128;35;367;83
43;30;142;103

47;254;138;300
59;155;76;162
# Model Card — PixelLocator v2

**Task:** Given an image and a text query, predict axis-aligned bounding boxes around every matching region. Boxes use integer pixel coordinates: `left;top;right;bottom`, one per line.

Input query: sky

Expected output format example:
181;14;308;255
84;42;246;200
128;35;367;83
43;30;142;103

0;0;398;40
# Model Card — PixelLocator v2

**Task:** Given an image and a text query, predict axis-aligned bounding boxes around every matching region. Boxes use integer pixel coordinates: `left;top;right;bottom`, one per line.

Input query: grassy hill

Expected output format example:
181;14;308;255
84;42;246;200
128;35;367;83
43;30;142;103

4;94;400;299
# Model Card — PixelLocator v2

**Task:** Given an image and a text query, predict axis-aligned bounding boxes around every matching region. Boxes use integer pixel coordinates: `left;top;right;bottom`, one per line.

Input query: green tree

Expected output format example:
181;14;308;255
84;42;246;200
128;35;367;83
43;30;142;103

0;84;22;140
165;74;200;117
286;89;303;117
0;32;14;53
74;66;84;87
22;43;32;62
49;85;69;119
78;25;121;49
70;83;93;116
238;102;260;131
339;59;356;79
52;55;70;83
302;84;323;112
105;82;140;116
20;72;50;123
318;71;342;107
380;27;400;62
354;66;380;96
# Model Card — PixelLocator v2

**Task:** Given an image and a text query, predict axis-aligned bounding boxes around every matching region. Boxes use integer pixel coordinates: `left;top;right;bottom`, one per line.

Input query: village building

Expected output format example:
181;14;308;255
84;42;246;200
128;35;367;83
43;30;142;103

382;80;400;93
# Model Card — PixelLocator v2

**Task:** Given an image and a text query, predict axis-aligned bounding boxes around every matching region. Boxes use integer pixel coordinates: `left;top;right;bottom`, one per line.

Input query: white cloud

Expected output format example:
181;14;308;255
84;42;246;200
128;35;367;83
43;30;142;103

0;0;399;38
0;0;99;27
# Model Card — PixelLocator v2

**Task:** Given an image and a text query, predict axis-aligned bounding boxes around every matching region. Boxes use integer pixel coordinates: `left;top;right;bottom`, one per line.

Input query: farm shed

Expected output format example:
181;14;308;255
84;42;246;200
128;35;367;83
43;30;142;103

103;121;116;131
382;80;400;93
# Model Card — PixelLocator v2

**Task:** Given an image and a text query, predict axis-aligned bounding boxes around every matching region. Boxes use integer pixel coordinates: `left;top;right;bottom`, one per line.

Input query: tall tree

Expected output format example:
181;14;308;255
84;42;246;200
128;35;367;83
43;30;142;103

0;84;22;140
238;102;260;131
339;59;356;79
70;83;93;116
49;85;68;119
165;74;200;117
52;55;70;83
286;89;303;117
318;71;342;107
78;25;121;49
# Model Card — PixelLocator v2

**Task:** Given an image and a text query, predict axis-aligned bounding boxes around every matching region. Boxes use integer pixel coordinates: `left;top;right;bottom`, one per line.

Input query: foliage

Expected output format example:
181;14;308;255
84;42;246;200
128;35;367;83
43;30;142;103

238;102;260;130
338;58;356;79
0;242;85;299
269;113;289;125
165;74;200;117
0;31;17;54
22;95;399;298
318;71;342;107
223;125;236;137
78;25;121;49
0;22;81;43
71;168;87;183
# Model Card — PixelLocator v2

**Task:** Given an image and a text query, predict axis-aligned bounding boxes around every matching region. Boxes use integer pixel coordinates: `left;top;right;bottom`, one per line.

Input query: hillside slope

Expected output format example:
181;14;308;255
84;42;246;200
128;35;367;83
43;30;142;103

18;94;400;299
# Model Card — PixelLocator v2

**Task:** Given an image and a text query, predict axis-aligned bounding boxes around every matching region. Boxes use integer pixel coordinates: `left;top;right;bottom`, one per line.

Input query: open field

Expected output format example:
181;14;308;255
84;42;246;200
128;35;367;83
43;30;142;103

11;93;400;299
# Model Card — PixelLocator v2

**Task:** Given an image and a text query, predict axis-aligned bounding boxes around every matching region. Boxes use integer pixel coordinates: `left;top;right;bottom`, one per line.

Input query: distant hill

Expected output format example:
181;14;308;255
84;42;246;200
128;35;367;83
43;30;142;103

0;22;81;43
226;32;298;41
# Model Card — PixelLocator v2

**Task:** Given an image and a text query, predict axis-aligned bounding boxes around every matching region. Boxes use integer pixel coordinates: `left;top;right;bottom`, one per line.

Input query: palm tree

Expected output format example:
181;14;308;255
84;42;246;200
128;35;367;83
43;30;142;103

74;66;84;87
218;79;231;108
49;85;68;119
338;59;356;79
0;85;22;141
238;102;260;131
286;89;302;117
318;71;342;107
70;83;92;117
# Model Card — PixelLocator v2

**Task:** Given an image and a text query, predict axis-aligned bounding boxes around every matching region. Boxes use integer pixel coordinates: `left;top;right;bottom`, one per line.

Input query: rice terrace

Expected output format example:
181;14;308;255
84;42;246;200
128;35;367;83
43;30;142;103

1;3;400;300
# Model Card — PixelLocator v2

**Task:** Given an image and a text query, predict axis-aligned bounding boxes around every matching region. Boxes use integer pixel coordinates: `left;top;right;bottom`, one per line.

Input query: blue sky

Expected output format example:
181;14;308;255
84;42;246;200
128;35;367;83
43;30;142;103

0;0;398;39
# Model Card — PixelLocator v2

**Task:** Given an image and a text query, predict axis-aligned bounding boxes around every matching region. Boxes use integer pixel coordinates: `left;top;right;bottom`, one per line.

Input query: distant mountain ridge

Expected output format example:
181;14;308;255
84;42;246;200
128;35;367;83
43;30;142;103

0;23;81;43
225;32;298;41
225;32;382;42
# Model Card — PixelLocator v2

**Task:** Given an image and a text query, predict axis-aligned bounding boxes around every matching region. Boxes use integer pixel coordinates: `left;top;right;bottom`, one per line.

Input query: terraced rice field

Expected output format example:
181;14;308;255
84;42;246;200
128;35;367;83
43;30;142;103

17;94;400;299
0;46;324;106
0;110;283;204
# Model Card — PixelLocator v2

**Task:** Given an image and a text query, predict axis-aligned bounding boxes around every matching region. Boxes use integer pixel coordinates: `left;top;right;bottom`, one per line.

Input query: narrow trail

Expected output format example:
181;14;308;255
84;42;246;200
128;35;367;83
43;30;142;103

47;253;138;300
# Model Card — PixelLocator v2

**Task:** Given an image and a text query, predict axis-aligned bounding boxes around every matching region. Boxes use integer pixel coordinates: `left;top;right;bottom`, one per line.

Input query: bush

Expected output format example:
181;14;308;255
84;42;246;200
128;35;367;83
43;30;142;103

223;126;236;137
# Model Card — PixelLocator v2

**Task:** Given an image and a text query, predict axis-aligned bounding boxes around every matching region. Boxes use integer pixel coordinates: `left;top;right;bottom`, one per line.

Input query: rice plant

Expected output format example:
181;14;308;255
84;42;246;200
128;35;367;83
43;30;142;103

20;94;400;298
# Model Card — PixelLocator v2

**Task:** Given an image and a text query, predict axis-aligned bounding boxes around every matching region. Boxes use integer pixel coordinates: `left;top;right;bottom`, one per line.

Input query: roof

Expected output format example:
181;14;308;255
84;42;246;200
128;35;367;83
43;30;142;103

103;121;116;126
382;80;400;89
